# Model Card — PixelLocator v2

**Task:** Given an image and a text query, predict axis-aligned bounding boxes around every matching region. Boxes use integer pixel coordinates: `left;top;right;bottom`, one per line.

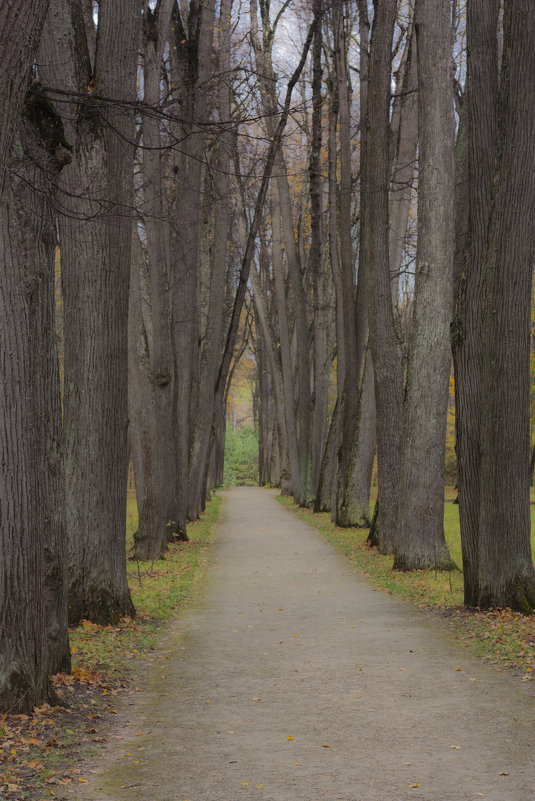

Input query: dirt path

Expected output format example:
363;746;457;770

75;487;534;801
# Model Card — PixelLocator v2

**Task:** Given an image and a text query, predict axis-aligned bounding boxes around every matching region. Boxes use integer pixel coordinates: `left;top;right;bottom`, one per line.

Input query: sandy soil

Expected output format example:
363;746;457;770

71;487;534;801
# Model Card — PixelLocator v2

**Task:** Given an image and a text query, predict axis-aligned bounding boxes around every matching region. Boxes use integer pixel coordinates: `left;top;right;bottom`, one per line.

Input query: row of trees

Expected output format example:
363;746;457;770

1;0;534;713
250;0;535;610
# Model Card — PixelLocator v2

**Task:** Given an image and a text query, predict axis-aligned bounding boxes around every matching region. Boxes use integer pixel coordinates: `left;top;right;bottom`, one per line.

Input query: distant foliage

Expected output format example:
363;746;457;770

224;426;259;487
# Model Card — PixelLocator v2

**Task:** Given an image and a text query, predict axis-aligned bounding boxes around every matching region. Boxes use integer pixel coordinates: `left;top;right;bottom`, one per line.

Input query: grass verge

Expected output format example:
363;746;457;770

276;495;535;679
69;492;222;680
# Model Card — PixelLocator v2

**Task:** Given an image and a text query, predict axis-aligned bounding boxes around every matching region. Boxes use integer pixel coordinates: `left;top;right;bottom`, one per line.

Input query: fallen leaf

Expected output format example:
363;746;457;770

287;735;294;741
322;743;330;748
78;778;88;783
450;745;461;750
409;783;419;788
498;772;509;776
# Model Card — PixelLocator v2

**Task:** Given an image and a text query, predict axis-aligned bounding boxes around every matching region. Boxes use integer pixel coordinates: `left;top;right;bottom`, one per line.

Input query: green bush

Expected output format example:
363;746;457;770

224;425;259;486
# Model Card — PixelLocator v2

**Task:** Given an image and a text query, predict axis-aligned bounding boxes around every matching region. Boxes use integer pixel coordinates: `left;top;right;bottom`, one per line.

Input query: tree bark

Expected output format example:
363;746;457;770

0;0;55;712
40;0;138;623
17;87;72;675
309;0;329;500
364;0;403;553
169;0;216;537
451;0;499;606
394;0;456;571
338;350;376;527
187;0;233;521
132;0;179;559
477;0;535;611
334;0;361;522
128;231;166;561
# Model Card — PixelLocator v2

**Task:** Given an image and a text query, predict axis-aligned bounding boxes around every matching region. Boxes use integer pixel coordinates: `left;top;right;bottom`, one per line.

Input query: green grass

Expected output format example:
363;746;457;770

69;492;222;681
277;493;535;677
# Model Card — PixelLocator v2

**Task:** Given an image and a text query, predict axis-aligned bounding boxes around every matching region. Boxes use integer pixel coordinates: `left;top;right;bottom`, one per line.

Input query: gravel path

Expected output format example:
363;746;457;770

77;487;534;801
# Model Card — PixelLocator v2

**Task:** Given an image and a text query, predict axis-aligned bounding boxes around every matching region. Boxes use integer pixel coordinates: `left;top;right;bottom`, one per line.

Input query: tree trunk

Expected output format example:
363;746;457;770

477;0;535;611
334;0;361;522
364;0;403;553
40;0;138;623
128;231;167;561
0;0;55;712
17;87;72;675
309;1;329;500
451;0;499;606
394;0;456;571
187;0;233;521
133;0;179;559
338;351;376;527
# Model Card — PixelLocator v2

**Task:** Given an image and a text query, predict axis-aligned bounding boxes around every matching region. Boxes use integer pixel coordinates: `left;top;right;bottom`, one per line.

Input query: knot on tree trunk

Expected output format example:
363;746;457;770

154;370;170;387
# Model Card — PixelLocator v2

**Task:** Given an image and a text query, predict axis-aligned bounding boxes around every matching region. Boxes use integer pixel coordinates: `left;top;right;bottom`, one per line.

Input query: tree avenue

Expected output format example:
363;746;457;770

0;0;534;711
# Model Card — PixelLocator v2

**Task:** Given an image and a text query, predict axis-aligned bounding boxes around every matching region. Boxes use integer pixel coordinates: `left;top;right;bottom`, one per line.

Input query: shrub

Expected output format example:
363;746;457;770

224;425;259;486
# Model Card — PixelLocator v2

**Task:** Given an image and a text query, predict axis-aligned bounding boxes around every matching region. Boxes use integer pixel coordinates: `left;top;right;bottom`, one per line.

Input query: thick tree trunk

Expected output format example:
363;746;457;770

309;2;329;500
336;0;375;526
451;0;499;606
188;0;233;521
313;67;344;516
0;0;55;712
132;0;179;559
394;0;456;571
477;0;535;611
40;0;138;623
128;232;167;561
271;182;302;500
315;400;341;513
16;88;71;675
169;1;215;537
364;0;403;553
338;352;376;528
334;0;361;523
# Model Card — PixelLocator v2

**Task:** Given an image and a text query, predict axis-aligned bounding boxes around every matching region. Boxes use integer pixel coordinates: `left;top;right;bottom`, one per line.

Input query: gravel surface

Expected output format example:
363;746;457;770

73;487;534;801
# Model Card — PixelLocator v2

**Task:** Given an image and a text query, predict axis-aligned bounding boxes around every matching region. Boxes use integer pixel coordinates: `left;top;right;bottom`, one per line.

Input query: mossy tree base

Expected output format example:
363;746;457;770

0;664;49;715
68;580;135;626
337;502;371;529
475;572;535;615
393;550;458;573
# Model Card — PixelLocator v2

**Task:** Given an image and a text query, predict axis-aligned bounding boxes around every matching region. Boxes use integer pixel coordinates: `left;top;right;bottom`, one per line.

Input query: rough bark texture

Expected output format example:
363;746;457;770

364;0;403;553
313;63;343;516
477;0;535;611
132;0;179;559
187;0;233;521
336;0;375;527
338;351;376;527
309;1;329;500
0;0;54;712
17;87;71;675
451;0;499;606
40;0;137;623
128;231;167;562
394;0;456;571
169;0;215;537
334;0;361;522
